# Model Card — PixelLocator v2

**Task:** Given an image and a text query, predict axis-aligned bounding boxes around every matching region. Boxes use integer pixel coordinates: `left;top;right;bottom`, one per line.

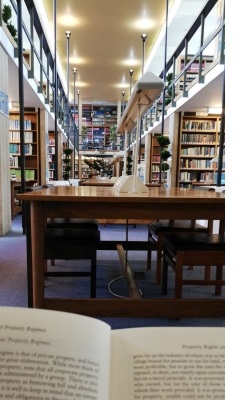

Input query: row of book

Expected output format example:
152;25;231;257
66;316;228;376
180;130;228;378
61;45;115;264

182;120;218;131
181;133;216;143
10;169;35;180
152;155;161;163
9;131;34;142
151;173;161;181
10;155;19;167
180;159;213;169
49;162;55;170
48;154;55;163
180;146;216;156
48;146;55;154
179;171;215;183
9;119;33;130
9;144;34;154
151;165;161;172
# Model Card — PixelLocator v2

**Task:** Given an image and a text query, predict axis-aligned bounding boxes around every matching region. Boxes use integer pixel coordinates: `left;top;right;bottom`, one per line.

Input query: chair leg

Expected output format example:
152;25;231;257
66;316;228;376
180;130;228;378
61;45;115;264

146;232;152;270
44;260;48;280
90;254;96;298
156;238;163;285
174;252;185;299
162;250;168;295
215;265;223;295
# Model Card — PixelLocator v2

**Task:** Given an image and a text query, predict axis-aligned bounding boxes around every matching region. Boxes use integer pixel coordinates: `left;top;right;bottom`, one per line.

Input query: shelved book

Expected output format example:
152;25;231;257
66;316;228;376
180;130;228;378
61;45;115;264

0;307;225;400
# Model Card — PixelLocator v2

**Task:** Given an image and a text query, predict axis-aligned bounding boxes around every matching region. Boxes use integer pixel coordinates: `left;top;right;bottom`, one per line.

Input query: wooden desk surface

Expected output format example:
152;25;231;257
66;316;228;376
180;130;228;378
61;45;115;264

18;186;225;221
18;185;224;204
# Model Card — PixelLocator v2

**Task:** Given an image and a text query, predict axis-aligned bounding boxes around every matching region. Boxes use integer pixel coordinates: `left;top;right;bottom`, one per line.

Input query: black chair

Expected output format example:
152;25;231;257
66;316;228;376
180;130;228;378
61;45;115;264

162;233;225;298
147;219;209;284
44;227;100;298
25;185;100;298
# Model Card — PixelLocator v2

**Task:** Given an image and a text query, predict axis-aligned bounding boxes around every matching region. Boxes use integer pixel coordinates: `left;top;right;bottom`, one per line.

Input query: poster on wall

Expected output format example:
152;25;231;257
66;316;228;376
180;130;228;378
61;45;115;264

0;90;9;116
137;163;145;183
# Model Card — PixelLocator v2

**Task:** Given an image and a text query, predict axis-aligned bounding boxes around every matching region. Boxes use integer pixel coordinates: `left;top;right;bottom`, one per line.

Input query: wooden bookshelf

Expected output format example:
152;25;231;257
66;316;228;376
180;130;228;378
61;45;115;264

176;55;214;94
149;134;161;183
9;110;40;183
79;155;91;181
79;104;117;151
48;131;56;180
178;113;224;188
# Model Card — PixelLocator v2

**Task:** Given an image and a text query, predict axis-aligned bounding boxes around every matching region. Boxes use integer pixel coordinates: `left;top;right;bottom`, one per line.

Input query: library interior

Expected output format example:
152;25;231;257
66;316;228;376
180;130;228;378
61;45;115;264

1;0;225;233
0;0;227;401
0;0;225;309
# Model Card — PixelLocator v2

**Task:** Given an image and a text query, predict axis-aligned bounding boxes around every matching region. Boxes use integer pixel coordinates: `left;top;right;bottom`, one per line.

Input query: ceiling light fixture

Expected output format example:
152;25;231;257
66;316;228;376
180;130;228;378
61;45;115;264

141;34;147;75
65;31;71;147
129;69;134;96
122;91;125;114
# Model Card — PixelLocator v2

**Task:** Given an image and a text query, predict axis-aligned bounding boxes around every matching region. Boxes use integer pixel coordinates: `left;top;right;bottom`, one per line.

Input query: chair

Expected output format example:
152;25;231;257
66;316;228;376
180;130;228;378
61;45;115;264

147;219;209;284
45;183;99;264
161;233;225;298
25;185;100;298
44;227;100;298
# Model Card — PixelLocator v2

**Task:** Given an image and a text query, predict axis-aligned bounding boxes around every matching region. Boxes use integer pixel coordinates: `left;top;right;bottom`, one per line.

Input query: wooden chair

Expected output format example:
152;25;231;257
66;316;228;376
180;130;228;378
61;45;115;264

147;220;209;284
161;233;225;298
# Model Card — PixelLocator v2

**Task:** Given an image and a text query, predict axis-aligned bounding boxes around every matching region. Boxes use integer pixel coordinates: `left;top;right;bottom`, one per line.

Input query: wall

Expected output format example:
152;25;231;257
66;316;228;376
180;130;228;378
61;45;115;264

0;44;11;235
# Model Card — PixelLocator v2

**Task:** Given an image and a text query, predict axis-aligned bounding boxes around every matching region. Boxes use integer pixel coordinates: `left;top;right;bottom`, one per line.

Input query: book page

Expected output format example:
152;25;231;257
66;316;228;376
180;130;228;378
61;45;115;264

0;307;111;400
110;326;224;400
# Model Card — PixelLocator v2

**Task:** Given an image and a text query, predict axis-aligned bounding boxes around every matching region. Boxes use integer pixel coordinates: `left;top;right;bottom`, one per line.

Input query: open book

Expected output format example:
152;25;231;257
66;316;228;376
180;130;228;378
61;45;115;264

0;307;224;400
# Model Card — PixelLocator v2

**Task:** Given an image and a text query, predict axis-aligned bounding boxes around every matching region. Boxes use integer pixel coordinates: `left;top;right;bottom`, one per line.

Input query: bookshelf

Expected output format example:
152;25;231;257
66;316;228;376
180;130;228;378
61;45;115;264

79;155;91;181
149;134;161;183
79;104;117;150
48;131;56;180
176;55;214;94
9;111;40;183
178;113;224;188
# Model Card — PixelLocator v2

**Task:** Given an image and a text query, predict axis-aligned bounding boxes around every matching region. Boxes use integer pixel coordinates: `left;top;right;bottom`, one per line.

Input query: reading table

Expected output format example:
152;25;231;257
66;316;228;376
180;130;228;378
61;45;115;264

17;186;225;319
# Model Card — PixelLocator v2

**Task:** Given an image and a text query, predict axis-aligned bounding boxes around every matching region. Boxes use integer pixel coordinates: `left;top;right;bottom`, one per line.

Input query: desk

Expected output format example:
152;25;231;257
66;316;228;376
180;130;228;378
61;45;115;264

17;186;225;318
80;179;115;187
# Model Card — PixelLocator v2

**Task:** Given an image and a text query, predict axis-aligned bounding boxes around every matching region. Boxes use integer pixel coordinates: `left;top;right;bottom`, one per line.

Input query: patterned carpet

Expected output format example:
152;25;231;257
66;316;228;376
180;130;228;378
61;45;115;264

0;214;224;329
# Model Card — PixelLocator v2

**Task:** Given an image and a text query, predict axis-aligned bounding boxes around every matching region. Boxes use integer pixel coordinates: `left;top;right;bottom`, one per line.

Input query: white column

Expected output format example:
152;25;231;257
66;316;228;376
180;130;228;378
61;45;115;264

0;44;11;235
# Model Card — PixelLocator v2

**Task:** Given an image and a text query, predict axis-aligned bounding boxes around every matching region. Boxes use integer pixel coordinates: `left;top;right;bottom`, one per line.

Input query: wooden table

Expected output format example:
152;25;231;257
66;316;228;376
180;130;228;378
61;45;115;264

80;179;115;186
17;186;225;318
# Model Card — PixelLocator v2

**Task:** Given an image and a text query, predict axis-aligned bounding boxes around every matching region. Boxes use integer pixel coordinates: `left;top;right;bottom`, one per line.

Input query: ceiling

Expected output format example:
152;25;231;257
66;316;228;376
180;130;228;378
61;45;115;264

8;0;223;117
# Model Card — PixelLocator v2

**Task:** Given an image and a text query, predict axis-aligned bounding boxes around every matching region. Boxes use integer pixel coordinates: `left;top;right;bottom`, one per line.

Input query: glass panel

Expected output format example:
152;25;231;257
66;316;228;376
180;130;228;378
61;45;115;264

22;28;31;69
33;52;41;86
203;2;223;64
22;0;30;36
33;26;40;56
187;26;202;57
42;48;47;72
42;70;47;98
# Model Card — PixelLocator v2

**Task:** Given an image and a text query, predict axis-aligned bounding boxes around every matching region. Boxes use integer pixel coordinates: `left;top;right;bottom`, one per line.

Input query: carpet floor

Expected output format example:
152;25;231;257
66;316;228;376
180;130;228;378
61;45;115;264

0;214;224;329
